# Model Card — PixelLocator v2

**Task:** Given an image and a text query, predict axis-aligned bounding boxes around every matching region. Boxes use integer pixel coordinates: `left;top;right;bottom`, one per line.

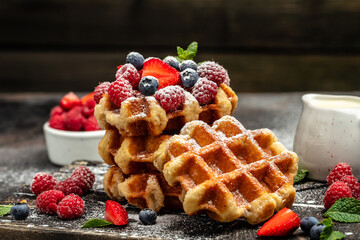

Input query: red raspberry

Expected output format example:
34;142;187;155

83;115;101;131
197;61;228;85
154;86;185;112
94;82;111;104
323;181;352;209
71;166;95;193
36;190;65;214
57;193;85;219
65;109;84;131
49;113;67;130
54;178;83;196
31;172;58;195
326;162;353;186
191;78;218;105
223;71;230;86
340;175;360;199
50;106;63;118
82;106;95;118
115;64;141;89
108;78;133;107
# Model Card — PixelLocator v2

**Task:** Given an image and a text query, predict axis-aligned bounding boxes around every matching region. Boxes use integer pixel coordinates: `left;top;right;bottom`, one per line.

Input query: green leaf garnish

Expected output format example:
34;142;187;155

294;169;309;184
324;198;360;223
176;42;198;61
81;218;113;228
0;205;13;216
319;218;345;240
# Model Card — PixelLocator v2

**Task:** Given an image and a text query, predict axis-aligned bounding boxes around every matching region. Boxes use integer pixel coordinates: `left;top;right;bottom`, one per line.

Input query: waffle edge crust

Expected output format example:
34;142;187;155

163;116;298;224
94;83;238;137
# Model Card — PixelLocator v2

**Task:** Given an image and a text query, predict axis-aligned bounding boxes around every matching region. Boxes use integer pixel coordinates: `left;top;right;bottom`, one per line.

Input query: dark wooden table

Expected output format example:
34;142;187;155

1;92;359;239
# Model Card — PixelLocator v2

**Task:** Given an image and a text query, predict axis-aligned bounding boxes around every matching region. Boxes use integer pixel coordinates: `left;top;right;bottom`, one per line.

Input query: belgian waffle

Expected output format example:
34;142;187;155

103;165;182;212
163;116;298;224
95;83;238;137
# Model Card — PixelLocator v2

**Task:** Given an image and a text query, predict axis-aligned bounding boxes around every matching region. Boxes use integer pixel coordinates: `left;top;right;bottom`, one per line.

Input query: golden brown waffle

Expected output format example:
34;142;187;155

103;165;182;212
163;116;298;224
95;83;238;137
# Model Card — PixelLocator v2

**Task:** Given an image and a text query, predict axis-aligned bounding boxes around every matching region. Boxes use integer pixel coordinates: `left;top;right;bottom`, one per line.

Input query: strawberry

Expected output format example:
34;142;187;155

104;200;128;226
257;208;300;237
60;92;82;110
81;92;95;105
141;58;180;89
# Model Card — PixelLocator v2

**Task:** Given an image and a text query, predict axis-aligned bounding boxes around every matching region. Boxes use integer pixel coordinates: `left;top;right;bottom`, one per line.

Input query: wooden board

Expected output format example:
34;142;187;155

1;161;359;240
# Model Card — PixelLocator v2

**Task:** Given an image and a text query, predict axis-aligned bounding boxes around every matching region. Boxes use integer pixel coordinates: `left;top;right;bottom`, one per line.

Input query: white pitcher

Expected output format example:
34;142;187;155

294;93;360;181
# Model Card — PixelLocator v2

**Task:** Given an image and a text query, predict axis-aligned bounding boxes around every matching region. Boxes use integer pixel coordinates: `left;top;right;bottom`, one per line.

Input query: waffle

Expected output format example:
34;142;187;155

103;165;182;212
163;116;298;224
95;83;238;137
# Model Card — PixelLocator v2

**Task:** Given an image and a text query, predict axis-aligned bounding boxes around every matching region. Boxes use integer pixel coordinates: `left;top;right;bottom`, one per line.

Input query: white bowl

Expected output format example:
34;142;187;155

43;122;105;166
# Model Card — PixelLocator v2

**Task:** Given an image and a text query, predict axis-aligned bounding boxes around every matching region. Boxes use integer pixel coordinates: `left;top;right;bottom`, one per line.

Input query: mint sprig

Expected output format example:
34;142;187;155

176;42;198;62
294;169;309;184
0;205;13;216
82;218;113;228
324;198;360;223
319;218;345;240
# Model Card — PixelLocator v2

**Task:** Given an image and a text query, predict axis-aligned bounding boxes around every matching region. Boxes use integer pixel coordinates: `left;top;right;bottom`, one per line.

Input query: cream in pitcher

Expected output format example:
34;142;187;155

294;94;360;181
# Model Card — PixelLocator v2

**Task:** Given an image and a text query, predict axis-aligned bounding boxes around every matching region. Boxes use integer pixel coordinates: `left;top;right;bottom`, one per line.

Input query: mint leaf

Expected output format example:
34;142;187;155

82;218;113;228
320;218;345;240
176;42;198;61
294;169;309;184
0;205;12;216
324;198;360;223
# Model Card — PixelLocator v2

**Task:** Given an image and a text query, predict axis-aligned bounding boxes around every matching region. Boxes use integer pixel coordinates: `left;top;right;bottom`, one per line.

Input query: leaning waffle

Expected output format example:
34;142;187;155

95;83;238;137
103;165;182;212
163;116;298;224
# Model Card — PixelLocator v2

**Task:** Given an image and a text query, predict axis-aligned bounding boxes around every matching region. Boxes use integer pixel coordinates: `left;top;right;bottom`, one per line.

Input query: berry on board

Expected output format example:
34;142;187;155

31;172;57;195
10;204;30;220
105;200;128;226
57;193;85;219
139;208;157;225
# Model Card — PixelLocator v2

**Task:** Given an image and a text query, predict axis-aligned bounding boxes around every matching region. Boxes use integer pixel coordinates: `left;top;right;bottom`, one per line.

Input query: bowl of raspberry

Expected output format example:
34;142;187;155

43;92;105;166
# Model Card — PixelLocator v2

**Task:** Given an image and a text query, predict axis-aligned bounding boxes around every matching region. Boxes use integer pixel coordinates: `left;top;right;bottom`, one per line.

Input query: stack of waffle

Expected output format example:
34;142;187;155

96;83;238;212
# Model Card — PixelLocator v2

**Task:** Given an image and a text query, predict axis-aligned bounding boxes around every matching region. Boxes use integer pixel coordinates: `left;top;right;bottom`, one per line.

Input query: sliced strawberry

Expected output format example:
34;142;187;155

257;208;300;237
81;92;95;105
104;200;128;226
141;59;180;89
60;92;82;110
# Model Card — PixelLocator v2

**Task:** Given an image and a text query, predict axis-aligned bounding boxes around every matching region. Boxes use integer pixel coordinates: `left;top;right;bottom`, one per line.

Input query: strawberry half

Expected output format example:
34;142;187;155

257;208;300;237
141;58;180;89
60;92;82;110
104;200;128;226
81;92;95;105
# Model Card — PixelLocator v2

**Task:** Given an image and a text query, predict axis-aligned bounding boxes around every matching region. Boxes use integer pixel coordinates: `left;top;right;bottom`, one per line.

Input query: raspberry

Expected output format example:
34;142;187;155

223;71;230;86
340;175;360;199
49;113;66;130
36;190;65;214
197;61;228;85
57;194;85;219
154;86;185;112
108;78;133;107
326;162;353;186
65;109;84;131
54;178;83;196
323;181;352;209
94;82;111;104
115;64;141;89
50;106;63;118
83;115;101;131
82;106;95;118
71;166;95;193
191;77;218;105
31;172;58;195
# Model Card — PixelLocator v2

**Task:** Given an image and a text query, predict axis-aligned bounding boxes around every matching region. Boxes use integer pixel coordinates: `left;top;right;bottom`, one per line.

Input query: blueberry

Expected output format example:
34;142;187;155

179;60;197;71
139;76;159;96
163;56;180;71
126;52;144;70
10;204;30;220
301;216;319;234
181;69;198;88
310;224;325;240
139;208;157;225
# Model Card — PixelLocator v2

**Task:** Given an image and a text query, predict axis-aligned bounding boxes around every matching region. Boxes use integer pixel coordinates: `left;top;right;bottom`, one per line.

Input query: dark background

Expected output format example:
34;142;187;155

1;0;360;93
